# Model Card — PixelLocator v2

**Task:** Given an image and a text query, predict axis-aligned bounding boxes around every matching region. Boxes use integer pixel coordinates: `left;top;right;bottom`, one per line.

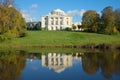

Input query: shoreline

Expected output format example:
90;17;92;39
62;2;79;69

0;44;120;50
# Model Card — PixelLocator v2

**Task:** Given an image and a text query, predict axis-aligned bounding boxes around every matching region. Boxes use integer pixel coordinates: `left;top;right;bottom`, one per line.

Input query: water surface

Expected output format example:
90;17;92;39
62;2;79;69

0;50;120;80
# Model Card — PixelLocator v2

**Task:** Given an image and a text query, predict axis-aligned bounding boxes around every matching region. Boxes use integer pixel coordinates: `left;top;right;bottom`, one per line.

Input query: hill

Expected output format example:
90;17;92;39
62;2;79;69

0;31;120;48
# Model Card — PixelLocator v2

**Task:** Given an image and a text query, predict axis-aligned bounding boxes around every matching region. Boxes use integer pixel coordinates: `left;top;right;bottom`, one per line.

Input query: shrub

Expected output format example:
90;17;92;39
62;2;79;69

64;27;72;31
18;30;27;38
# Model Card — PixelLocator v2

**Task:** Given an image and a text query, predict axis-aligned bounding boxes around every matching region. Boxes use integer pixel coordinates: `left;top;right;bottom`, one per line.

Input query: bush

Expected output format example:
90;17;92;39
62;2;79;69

0;35;5;42
18;30;27;38
64;27;72;31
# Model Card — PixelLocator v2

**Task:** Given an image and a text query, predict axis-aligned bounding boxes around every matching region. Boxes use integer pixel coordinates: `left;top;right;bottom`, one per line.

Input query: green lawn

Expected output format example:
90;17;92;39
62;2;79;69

0;31;120;47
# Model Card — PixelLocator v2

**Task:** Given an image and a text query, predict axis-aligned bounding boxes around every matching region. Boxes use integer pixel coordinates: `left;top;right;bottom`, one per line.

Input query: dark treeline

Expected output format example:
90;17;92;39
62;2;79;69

26;22;41;31
0;0;26;41
82;6;120;35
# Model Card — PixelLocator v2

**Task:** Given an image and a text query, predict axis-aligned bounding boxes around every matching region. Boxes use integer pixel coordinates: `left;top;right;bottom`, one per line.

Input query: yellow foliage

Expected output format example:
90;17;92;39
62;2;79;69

0;5;26;39
113;26;118;33
113;53;117;60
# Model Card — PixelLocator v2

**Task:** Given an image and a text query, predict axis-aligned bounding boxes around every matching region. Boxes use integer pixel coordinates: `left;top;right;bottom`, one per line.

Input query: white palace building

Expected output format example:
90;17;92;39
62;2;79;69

41;9;72;30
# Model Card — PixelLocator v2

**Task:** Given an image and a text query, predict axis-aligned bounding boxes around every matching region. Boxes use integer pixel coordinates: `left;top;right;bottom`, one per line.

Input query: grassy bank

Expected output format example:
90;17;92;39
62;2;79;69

0;31;120;48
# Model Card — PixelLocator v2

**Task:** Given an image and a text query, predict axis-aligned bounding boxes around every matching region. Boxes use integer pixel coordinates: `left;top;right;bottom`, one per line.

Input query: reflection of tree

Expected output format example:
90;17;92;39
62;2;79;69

100;52;114;79
81;51;120;79
82;53;99;74
27;52;42;59
0;50;26;80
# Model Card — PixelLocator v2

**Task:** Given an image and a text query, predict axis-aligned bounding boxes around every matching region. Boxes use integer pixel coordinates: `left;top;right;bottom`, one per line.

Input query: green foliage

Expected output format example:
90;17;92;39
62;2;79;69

114;9;120;32
77;25;81;29
64;27;72;31
82;10;100;32
18;30;27;37
26;22;41;31
82;51;120;79
35;26;41;30
82;6;120;35
0;0;26;41
72;24;76;30
101;6;116;35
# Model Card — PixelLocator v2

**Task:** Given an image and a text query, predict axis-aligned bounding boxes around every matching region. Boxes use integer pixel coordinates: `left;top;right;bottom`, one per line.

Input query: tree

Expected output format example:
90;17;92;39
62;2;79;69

0;0;26;40
114;9;120;32
72;24;76;31
77;25;81;30
82;10;100;32
101;6;116;34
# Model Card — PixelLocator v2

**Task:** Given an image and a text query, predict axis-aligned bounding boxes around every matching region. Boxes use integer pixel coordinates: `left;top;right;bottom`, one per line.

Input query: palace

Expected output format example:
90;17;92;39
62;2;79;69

41;9;72;30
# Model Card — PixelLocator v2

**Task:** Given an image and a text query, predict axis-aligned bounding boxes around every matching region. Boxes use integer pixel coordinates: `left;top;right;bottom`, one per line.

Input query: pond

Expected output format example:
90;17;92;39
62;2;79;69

0;49;120;80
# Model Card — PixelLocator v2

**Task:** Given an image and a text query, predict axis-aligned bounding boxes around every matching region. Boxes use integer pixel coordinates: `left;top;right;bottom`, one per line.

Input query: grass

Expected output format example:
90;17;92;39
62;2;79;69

0;31;120;47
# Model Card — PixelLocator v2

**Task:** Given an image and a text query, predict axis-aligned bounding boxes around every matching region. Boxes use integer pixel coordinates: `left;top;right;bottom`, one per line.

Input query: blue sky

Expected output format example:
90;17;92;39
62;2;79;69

16;0;120;22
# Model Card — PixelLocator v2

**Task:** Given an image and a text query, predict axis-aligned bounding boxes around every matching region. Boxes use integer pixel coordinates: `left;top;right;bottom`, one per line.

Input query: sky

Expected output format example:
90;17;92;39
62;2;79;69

16;0;120;22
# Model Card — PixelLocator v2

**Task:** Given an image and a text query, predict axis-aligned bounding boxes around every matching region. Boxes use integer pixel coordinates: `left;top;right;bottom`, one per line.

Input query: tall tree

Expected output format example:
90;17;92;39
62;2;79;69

101;6;116;34
82;10;100;32
0;0;26;41
114;8;120;32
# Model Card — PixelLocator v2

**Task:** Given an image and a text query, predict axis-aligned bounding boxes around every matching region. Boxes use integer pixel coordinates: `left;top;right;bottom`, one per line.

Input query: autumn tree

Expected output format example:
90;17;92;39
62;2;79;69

82;10;100;32
114;8;120;32
101;6;117;34
72;24;76;31
0;0;26;41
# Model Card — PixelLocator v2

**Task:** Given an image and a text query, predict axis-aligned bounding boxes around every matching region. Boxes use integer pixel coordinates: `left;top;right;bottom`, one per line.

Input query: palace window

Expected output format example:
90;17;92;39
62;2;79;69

45;22;47;25
60;21;63;25
56;21;58;25
60;26;62;30
60;17;63;19
67;21;69;25
56;26;58;30
51;21;54;25
51;26;53;30
51;17;53;19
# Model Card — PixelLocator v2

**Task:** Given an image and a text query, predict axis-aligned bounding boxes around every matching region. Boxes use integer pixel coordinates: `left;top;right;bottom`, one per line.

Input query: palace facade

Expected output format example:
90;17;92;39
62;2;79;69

41;9;72;30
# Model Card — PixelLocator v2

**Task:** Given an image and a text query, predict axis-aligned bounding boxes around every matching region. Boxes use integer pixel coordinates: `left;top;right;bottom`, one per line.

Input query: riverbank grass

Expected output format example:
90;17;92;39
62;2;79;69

0;31;120;47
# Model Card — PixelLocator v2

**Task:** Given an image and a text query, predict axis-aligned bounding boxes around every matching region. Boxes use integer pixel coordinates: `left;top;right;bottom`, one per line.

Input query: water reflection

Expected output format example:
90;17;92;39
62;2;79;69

42;53;73;73
0;50;26;80
82;52;120;79
0;50;120;80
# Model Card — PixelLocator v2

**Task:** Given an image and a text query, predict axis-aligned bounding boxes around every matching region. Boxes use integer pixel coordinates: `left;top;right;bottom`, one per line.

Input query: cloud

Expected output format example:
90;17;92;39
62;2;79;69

21;9;28;13
22;13;38;22
20;9;38;22
20;4;39;22
80;9;86;16
31;4;38;8
66;9;86;17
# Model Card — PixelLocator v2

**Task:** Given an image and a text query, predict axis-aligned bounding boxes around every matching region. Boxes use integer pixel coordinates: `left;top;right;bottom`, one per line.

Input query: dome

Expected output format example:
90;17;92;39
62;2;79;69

49;65;65;73
51;9;66;15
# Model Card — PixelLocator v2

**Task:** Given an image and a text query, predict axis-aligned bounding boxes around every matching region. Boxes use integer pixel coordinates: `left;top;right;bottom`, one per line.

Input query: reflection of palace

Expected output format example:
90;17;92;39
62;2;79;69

42;53;73;73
